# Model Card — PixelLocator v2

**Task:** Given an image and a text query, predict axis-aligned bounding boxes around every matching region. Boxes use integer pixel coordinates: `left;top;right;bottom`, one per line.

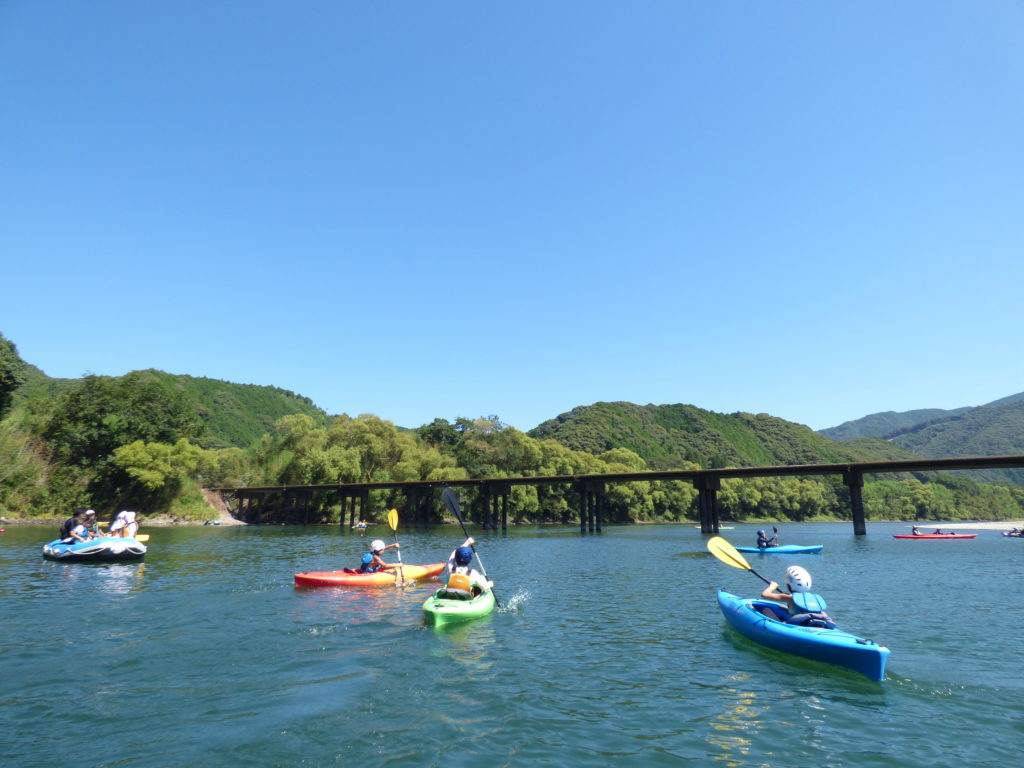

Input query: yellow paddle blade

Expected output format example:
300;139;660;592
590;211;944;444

387;508;399;531
707;536;752;571
135;534;150;542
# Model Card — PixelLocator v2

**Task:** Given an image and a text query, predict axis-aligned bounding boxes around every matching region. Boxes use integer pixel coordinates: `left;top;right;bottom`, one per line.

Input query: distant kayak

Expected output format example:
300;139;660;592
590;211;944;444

423;587;497;627
892;534;976;540
42;536;147;562
294;562;445;587
735;544;823;554
716;590;889;681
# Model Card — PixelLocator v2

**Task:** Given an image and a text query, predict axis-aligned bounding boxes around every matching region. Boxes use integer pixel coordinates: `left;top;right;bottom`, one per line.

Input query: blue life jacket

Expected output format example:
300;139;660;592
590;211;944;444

787;592;834;628
358;553;381;574
792;592;827;613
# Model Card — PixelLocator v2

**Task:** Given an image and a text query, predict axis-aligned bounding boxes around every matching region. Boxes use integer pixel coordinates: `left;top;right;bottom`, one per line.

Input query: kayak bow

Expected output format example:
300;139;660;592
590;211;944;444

422;587;497;627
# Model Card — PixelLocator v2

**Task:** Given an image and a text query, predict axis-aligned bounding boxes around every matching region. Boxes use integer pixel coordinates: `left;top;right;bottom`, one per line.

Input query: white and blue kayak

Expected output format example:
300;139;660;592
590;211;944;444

716;590;889;680
42;536;147;562
736;544;823;554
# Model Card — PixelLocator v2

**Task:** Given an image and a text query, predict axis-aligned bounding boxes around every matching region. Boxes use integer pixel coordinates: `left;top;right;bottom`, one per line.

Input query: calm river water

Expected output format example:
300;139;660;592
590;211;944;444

2;521;1021;767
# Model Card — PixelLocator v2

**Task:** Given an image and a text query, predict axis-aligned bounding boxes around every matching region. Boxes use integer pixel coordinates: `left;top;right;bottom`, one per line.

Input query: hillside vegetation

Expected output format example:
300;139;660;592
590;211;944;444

820;393;1024;484
3;330;1023;525
528;401;920;470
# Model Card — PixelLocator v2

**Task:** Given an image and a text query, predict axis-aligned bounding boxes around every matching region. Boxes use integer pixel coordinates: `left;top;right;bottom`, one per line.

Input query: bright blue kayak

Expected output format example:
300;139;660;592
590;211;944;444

716;590;889;680
42;536;147;562
735;544;823;554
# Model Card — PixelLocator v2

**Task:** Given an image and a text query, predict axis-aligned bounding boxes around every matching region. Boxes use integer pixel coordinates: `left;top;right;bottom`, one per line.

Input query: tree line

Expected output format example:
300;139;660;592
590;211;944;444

3;331;1024;524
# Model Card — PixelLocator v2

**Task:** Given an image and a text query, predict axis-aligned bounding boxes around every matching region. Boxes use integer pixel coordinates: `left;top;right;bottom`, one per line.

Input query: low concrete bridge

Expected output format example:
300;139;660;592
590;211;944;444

214;454;1024;535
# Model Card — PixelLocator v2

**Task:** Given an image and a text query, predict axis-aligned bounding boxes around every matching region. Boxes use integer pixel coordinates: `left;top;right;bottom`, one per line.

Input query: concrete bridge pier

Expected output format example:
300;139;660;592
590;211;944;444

844;469;866;536
695;474;721;534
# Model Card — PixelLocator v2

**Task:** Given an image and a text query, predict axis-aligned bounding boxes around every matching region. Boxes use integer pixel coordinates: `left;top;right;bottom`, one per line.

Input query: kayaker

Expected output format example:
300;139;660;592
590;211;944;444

911;525;921;535
444;539;492;596
760;565;836;629
358;539;400;573
756;529;778;549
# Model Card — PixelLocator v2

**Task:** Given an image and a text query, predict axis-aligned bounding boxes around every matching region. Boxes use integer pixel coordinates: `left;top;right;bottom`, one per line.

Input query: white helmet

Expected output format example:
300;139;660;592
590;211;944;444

785;565;812;593
371;539;386;553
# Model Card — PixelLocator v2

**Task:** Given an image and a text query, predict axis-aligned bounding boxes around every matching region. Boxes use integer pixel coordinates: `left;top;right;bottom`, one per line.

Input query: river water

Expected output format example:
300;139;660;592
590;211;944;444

1;521;1021;767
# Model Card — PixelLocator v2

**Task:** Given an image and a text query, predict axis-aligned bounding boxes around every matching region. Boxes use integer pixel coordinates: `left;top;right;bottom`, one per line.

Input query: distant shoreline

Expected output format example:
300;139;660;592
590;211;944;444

4;516;1023;530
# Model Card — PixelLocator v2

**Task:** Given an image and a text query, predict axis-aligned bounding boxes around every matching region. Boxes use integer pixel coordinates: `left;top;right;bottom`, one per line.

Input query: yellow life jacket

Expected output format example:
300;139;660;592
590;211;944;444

444;573;473;598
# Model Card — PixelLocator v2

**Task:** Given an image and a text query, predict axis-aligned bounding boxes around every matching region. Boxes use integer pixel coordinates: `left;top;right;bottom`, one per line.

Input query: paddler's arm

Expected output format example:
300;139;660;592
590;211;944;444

760;581;789;602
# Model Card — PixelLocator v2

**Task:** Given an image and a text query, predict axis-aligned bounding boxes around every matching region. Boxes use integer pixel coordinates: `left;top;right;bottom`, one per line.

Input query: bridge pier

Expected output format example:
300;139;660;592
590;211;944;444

844;469;866;536
576;481;604;533
340;489;369;529
694;474;721;534
480;483;511;530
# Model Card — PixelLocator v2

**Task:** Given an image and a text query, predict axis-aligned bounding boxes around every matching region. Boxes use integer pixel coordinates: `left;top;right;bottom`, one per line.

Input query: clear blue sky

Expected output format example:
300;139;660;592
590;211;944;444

3;2;1022;432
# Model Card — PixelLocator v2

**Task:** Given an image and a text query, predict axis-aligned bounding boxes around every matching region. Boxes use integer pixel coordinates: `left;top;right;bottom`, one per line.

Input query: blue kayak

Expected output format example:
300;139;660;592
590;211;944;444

735;544;823;554
716;590;889;680
42;536;147;562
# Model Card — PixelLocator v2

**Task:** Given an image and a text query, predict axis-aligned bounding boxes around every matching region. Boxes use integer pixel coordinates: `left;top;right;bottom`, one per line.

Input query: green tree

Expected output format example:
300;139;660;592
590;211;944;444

0;332;29;418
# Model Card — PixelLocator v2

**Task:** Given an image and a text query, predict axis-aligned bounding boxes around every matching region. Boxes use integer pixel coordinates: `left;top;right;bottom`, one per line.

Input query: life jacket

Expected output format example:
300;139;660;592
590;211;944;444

787;592;834;628
59;517;77;541
358;554;382;574
792;592;827;613
443;573;473;598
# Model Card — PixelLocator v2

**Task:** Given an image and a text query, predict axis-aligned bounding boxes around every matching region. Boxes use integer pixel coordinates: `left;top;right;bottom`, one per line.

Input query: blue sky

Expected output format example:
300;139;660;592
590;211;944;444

2;1;1022;432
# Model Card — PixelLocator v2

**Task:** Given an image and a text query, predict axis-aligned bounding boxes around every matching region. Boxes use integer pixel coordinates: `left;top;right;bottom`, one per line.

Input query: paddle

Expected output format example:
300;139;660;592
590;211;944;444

387;508;406;586
442;487;500;607
707;536;772;587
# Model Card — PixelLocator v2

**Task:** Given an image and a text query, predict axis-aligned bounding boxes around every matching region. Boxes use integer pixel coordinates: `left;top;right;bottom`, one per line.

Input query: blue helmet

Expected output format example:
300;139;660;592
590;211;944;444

361;552;374;565
455;546;473;565
757;530;766;536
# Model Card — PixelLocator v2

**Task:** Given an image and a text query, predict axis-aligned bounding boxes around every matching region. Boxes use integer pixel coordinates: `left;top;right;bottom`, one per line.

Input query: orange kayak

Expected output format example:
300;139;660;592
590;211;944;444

294;562;445;587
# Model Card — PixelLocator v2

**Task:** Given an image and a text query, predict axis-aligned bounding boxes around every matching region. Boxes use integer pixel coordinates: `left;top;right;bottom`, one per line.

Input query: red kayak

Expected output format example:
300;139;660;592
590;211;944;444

893;533;976;539
294;562;445;587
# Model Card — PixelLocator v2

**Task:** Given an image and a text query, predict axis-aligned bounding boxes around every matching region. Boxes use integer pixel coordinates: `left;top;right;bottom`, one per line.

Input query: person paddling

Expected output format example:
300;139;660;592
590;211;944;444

760;565;836;628
756;528;779;549
442;538;492;598
358;539;400;573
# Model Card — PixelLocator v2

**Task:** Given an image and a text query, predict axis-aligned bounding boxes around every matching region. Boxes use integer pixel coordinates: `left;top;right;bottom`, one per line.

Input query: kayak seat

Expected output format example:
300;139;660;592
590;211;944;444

758;604;787;621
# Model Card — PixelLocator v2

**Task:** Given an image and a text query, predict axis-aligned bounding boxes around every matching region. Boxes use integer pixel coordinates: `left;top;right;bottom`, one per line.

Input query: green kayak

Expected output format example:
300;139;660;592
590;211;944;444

422;587;496;627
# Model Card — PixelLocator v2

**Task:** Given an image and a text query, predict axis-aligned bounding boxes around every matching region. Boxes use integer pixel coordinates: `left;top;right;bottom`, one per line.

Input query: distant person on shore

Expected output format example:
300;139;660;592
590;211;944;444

756;528;779;549
760;565;836;628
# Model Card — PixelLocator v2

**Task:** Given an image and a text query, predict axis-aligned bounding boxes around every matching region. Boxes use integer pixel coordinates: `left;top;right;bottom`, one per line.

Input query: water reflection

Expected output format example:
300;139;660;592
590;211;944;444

427;617;497;675
707;673;765;767
96;562;147;594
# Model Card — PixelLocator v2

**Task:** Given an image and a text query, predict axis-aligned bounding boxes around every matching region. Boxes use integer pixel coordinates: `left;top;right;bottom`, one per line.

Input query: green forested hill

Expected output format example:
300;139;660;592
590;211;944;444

886;398;1024;484
527;401;914;470
17;368;329;449
818;408;971;441
140;370;330;448
818;392;1024;484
